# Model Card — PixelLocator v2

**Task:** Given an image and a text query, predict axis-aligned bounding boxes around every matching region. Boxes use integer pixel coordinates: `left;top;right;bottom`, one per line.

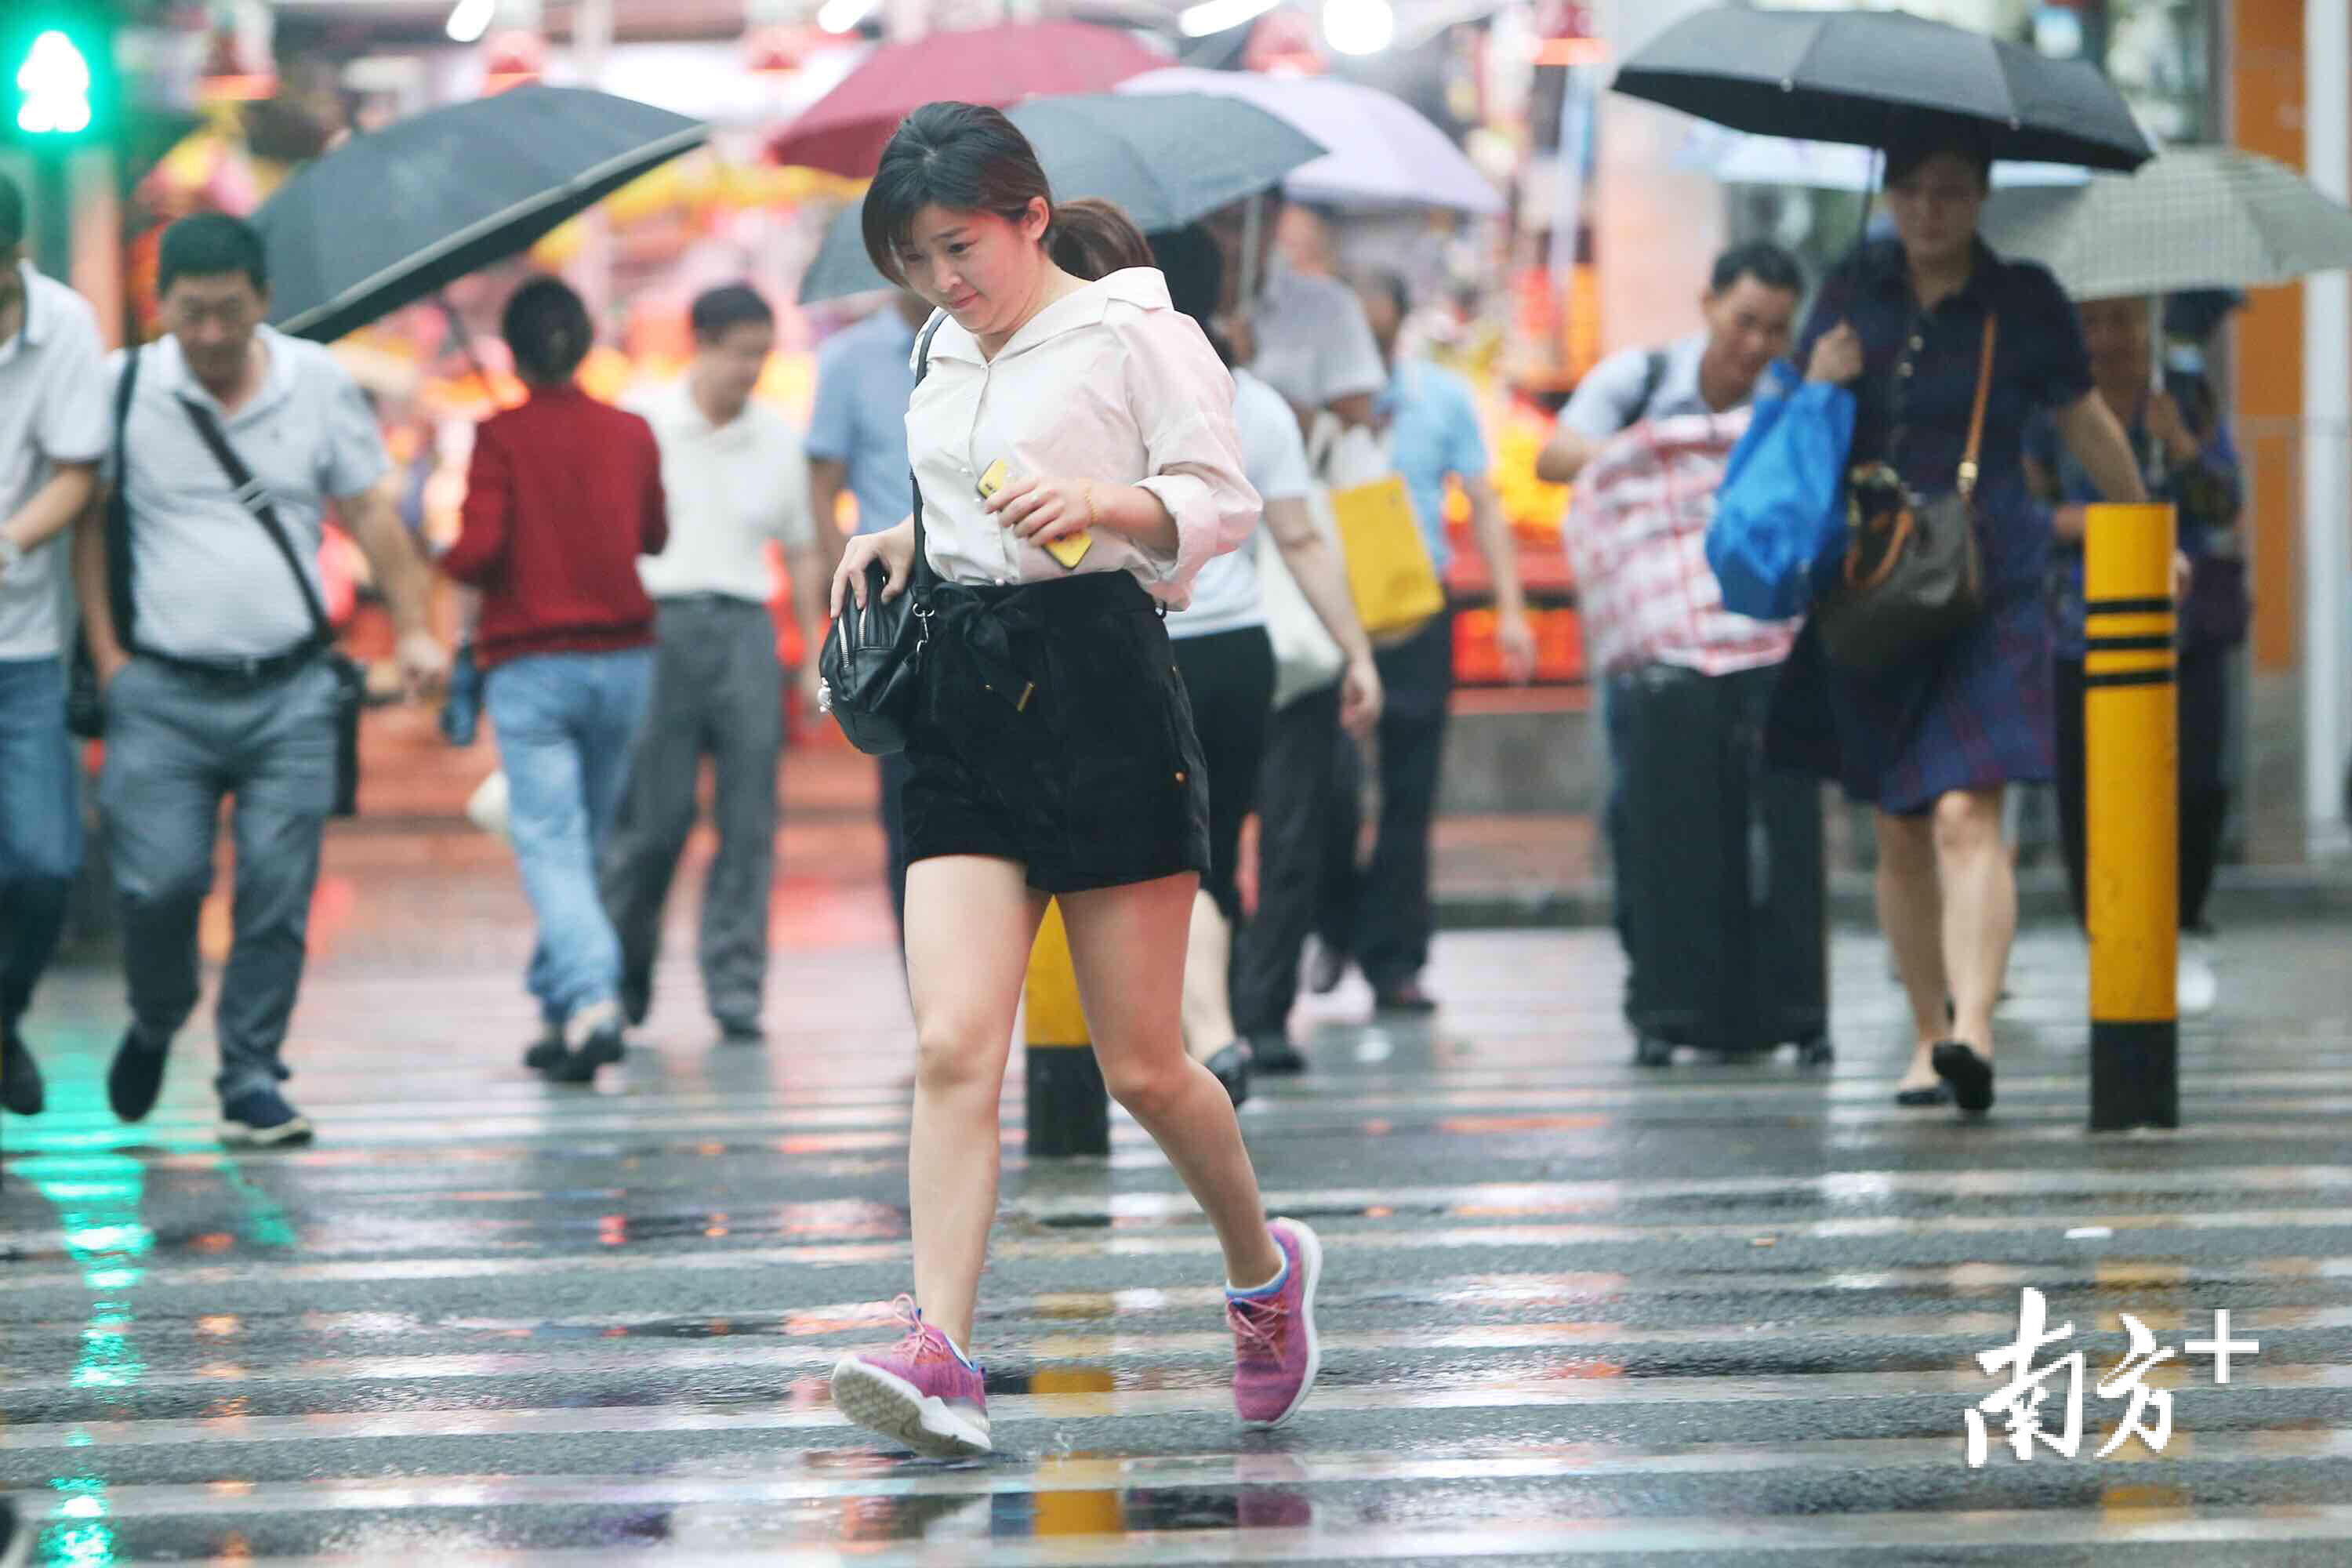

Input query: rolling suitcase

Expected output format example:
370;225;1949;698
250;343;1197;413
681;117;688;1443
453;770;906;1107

1613;662;1831;1067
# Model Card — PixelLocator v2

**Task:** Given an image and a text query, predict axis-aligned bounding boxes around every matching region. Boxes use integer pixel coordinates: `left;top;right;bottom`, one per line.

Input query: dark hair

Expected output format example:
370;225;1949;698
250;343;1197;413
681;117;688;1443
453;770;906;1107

1883;132;1994;192
1359;269;1411;323
0;173;21;252
1148;223;1232;365
1050;198;1150;281
1708;241;1803;297
862;102;1054;286
502;275;593;383
158;212;268;296
689;282;774;342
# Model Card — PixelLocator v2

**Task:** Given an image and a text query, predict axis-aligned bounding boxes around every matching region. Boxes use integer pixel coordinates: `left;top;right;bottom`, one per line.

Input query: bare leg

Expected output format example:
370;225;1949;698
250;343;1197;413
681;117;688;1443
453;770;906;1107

1875;810;1948;1091
1180;889;1240;1064
1064;873;1285;1290
1933;786;2013;1060
901;855;1047;1352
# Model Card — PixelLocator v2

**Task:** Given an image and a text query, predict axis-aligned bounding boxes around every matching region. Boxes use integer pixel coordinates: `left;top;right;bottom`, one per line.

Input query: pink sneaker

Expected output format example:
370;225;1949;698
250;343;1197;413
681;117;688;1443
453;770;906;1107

829;1295;992;1457
1226;1217;1323;1428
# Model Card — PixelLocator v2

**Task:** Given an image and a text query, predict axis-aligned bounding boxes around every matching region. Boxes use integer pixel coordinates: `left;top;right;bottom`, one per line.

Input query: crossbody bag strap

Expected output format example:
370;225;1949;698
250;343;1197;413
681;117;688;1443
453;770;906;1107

105;347;143;648
175;395;336;646
1957;313;1998;501
905;312;949;593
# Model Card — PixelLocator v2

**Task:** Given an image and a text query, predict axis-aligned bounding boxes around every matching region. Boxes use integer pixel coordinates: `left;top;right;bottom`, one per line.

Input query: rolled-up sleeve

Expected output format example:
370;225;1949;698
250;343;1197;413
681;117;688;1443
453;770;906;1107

1117;309;1260;597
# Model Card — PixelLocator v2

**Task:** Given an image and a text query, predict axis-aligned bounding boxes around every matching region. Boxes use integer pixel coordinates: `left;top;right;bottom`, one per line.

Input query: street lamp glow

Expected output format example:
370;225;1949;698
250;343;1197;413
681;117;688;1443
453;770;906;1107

15;29;93;135
817;0;877;34
446;0;495;45
1322;0;1393;56
1178;0;1279;39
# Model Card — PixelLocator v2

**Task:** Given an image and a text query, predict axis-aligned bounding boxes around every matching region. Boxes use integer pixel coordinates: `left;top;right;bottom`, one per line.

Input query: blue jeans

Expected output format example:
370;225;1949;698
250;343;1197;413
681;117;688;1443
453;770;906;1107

0;655;82;1035
485;649;655;1024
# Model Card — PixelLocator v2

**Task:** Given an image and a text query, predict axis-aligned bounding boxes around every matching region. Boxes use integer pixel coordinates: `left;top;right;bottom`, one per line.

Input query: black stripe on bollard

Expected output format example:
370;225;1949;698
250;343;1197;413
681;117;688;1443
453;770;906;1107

1026;1047;1110;1159
2083;634;2175;652
2084;596;2175;615
2091;1018;2180;1131
2082;668;2176;688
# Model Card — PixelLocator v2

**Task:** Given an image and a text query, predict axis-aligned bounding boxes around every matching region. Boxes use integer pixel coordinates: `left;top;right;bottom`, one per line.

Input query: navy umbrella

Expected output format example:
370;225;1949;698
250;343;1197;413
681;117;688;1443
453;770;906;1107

797;91;1325;303
256;85;706;343
1613;7;2154;173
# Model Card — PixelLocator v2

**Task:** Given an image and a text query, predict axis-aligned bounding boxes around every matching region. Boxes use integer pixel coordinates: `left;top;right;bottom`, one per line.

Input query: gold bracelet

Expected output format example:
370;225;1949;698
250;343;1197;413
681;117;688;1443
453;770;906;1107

1082;480;1098;532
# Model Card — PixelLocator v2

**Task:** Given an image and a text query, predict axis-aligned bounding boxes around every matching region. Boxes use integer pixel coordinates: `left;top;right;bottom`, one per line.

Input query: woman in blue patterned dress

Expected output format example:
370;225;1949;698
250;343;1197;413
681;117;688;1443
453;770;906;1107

1769;135;2148;1116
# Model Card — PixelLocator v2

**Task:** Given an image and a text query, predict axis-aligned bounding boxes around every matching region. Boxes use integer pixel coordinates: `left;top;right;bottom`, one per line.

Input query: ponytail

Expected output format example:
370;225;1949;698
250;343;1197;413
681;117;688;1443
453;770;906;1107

1048;198;1152;281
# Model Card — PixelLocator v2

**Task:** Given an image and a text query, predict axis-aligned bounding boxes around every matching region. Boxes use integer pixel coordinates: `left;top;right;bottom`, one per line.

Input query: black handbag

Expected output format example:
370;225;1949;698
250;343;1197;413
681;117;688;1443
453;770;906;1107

66;344;144;739
176;396;365;818
818;315;945;757
1816;313;1995;674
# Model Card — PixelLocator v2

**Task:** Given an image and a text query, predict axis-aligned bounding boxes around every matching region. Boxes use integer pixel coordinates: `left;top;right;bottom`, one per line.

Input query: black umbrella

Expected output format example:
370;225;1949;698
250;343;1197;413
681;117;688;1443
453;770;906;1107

1613;7;2153;173
255;85;706;343
798;92;1325;303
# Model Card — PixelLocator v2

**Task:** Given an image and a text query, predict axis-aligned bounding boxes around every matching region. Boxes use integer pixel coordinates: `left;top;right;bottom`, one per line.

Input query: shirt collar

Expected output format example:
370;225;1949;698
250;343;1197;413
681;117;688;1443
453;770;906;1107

154;323;299;421
926;267;1174;367
0;262;52;365
1860;235;2002;307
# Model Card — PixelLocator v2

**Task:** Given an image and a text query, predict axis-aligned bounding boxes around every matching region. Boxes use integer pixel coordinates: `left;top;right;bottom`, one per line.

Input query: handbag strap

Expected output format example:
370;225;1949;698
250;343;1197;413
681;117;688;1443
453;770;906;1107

906;313;946;593
176;394;335;647
1956;314;1998;501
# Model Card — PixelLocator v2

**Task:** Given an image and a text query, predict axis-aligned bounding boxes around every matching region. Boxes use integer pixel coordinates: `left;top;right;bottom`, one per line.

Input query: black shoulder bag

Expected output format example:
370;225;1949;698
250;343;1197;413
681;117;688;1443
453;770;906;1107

176;397;365;817
65;346;143;739
1815;312;1995;673
818;314;946;757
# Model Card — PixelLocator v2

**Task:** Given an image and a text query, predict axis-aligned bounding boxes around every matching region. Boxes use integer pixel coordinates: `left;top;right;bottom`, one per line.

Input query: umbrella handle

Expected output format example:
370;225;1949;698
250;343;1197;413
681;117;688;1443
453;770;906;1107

438;294;506;410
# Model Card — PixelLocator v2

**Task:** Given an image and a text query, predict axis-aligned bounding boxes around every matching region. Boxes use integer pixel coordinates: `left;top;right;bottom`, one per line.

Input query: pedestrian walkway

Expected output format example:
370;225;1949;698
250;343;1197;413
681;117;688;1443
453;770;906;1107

5;860;2352;1562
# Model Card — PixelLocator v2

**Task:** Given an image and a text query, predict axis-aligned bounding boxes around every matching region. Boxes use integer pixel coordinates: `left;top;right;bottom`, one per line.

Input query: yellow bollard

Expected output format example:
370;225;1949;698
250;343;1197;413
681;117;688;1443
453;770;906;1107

1024;899;1109;1157
2084;502;2180;1131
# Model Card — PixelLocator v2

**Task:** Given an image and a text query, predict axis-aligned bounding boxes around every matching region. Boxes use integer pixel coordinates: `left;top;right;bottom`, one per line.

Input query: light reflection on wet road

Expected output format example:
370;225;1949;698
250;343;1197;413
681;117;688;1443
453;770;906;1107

5;849;2352;1563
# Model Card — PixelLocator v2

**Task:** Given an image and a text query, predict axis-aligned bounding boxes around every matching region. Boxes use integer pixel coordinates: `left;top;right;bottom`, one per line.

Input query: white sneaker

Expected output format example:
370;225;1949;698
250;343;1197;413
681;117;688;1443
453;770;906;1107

2177;940;2218;1018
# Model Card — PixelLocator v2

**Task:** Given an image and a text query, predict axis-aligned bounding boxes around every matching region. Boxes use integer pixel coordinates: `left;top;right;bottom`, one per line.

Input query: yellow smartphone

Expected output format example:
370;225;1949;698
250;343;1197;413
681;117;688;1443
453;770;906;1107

978;458;1092;570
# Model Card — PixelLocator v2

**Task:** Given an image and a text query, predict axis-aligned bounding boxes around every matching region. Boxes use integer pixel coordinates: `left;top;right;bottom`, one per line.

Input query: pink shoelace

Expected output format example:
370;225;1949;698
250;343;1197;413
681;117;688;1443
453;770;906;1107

1226;1293;1290;1362
884;1293;937;1357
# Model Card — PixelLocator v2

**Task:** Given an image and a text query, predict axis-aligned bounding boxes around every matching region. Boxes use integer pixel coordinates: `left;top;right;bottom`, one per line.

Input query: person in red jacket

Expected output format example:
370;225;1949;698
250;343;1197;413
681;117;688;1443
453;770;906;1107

441;276;667;1083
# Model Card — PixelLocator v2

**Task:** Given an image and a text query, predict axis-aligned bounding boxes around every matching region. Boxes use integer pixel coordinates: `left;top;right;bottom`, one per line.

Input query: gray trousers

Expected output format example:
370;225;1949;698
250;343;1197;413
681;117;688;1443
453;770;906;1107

600;597;783;1029
97;655;337;1104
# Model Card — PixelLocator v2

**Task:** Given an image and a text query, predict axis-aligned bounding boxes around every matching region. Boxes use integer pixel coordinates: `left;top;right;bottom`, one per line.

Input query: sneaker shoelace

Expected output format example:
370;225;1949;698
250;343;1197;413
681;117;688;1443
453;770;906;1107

1226;1294;1290;1363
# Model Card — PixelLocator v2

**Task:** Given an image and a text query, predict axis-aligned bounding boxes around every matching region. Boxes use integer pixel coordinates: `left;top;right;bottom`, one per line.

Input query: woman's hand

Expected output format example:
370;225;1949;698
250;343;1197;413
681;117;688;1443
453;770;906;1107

1806;321;1864;386
829;521;916;616
2145;390;2201;466
1340;652;1384;739
985;475;1094;547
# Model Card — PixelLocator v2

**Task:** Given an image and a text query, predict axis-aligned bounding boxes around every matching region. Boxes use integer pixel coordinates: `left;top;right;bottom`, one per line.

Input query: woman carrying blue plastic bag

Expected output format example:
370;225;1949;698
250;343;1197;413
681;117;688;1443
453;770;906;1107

1720;131;2147;1118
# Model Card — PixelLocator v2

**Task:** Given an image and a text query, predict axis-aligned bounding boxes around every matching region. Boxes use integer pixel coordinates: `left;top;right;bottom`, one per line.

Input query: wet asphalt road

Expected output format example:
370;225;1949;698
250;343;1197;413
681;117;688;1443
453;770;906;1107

5;837;2352;1565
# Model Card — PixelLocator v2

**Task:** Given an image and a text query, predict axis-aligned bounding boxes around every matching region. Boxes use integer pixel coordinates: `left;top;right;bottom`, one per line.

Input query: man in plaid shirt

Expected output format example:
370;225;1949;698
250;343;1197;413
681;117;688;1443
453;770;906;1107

1548;243;1804;954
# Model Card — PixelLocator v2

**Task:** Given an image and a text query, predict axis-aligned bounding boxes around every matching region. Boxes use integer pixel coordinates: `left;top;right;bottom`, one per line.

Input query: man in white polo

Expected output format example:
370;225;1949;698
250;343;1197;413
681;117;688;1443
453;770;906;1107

602;283;824;1042
0;172;108;1120
75;212;446;1147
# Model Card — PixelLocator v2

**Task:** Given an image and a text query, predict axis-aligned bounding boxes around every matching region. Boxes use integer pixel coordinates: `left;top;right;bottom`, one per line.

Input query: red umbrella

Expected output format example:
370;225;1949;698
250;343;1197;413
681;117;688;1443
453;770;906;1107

768;20;1166;176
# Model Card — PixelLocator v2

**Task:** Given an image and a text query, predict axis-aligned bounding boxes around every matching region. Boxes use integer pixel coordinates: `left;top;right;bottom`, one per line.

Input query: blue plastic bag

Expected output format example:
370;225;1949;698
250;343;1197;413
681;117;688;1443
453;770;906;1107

1706;361;1855;620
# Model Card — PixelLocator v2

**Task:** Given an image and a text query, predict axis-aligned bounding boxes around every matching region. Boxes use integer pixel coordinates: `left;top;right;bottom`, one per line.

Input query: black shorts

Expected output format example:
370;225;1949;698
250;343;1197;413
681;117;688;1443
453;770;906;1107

902;572;1211;896
1171;625;1274;922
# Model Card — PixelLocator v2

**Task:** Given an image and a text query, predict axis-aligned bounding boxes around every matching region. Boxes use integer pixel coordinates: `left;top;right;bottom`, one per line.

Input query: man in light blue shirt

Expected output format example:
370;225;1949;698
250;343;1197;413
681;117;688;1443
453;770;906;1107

805;292;927;938
1312;272;1533;1018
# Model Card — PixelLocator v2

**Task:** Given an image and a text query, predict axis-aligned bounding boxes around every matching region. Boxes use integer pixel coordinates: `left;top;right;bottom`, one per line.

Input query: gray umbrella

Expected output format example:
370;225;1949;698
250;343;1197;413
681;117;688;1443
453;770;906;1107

256;85;706;343
797;92;1325;303
1980;145;2352;302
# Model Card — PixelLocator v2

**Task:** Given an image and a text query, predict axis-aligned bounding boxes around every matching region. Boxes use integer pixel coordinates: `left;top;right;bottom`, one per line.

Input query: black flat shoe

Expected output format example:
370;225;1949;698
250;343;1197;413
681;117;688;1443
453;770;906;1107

1895;1082;1953;1107
1202;1043;1250;1109
1247;1033;1307;1075
1931;1040;1996;1114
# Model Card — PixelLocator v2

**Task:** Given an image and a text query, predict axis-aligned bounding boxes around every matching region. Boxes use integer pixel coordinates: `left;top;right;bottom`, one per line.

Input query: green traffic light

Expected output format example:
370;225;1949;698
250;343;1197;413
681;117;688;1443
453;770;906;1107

16;29;93;136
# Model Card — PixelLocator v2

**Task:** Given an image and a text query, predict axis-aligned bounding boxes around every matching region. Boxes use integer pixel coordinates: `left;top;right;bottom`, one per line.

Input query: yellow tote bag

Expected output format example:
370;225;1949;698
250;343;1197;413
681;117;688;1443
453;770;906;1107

1330;473;1445;639
1309;412;1446;640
